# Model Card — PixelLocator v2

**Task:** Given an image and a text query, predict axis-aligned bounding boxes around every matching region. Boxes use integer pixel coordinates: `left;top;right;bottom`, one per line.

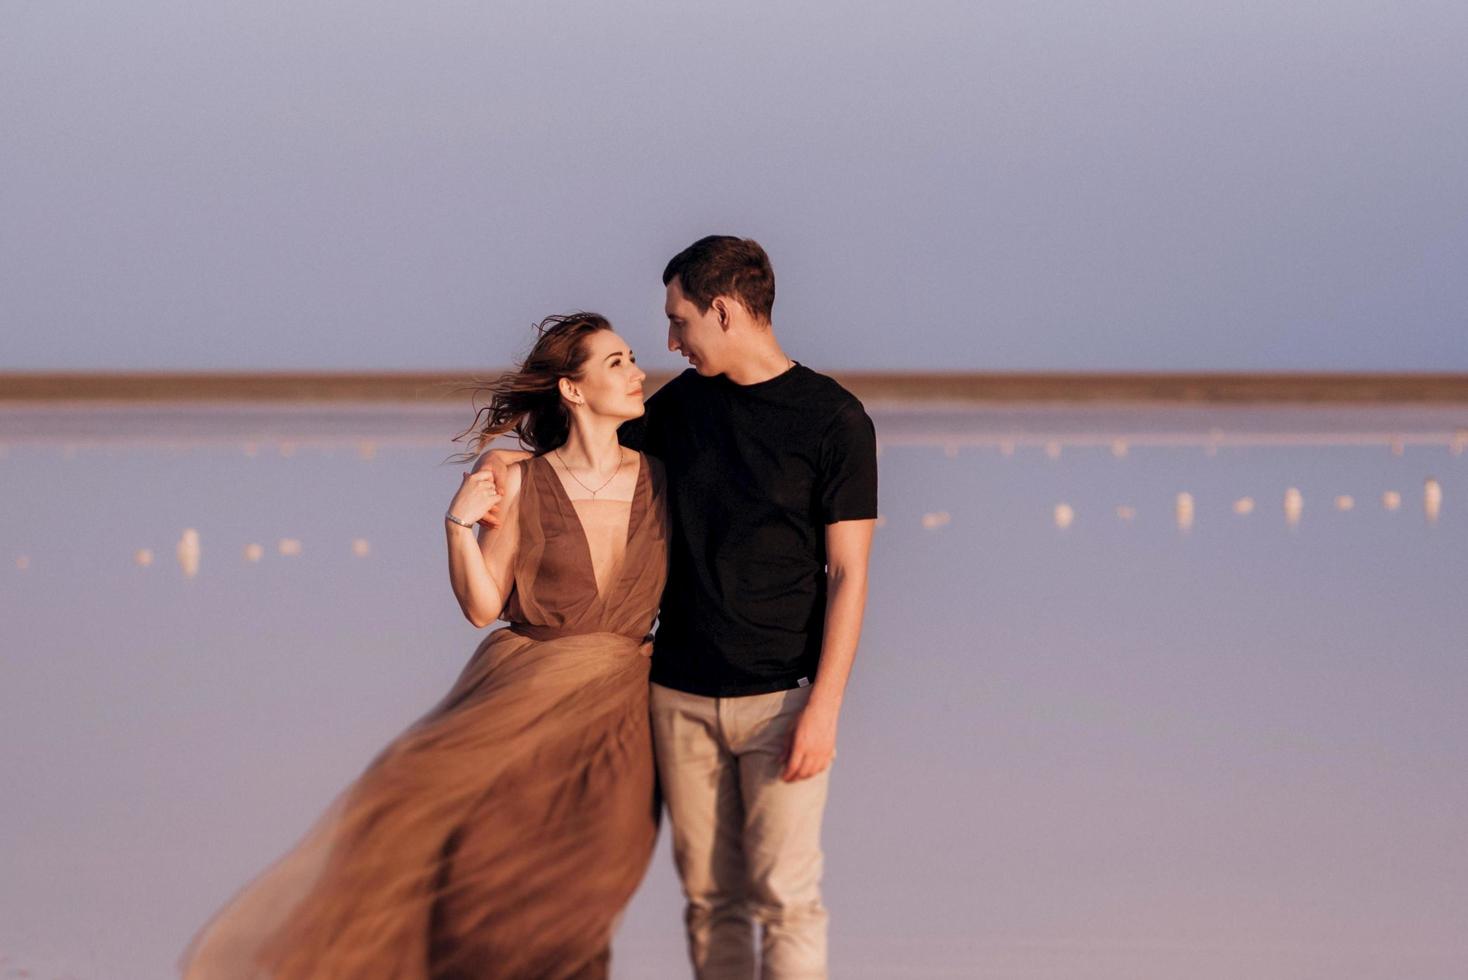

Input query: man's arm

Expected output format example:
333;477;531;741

781;517;875;782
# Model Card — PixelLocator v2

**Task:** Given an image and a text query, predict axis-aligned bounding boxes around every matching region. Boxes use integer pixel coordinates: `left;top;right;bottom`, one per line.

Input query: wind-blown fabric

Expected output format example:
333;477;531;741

182;454;668;979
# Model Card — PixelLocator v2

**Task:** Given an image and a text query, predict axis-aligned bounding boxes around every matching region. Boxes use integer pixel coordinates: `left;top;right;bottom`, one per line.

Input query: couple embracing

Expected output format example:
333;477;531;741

182;236;878;979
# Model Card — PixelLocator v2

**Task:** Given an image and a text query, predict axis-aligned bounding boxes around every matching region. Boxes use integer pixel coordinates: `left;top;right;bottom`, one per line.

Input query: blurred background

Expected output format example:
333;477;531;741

3;0;1467;374
3;2;1466;978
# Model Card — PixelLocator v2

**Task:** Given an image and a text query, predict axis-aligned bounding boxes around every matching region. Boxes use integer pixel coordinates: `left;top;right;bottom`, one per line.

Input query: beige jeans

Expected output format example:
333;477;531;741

650;682;830;980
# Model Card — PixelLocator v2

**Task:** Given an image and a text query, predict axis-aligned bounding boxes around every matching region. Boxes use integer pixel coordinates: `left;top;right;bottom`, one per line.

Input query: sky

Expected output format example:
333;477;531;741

2;0;1466;373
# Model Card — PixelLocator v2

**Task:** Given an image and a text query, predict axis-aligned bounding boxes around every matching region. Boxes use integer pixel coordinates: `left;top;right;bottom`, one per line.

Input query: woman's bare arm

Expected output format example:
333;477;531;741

445;458;523;627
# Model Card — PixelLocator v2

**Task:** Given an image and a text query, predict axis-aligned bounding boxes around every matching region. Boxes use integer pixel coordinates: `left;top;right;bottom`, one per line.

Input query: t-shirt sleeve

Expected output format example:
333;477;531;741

621;383;669;458
818;400;878;523
618;379;669;454
617;416;647;452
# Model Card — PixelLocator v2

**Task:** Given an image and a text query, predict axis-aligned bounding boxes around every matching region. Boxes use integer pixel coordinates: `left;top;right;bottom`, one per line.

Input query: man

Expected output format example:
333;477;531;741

492;236;876;979
631;236;876;980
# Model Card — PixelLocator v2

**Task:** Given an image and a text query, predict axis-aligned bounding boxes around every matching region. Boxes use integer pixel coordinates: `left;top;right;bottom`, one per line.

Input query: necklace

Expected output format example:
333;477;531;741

554;447;623;500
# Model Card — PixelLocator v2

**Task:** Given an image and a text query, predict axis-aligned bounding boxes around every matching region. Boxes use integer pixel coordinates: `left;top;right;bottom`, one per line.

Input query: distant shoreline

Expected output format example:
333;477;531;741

3;372;1468;404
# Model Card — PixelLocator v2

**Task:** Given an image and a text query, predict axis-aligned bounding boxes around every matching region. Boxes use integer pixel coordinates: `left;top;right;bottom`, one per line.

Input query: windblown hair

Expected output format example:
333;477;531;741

663;235;775;323
455;312;612;458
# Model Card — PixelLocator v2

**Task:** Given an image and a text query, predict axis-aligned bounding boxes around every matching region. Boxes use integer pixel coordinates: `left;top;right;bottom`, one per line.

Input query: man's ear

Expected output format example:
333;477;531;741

713;297;731;330
558;376;583;405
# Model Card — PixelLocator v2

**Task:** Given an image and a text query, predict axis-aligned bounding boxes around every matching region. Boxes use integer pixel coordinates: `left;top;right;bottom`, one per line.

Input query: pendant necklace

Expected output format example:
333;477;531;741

555;448;622;500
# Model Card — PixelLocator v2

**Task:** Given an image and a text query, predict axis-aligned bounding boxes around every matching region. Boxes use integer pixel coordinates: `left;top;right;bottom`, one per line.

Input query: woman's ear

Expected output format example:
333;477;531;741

558;376;583;405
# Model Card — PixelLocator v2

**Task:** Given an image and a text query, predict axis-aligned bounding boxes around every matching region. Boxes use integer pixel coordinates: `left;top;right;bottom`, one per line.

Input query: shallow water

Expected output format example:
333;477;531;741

2;401;1466;980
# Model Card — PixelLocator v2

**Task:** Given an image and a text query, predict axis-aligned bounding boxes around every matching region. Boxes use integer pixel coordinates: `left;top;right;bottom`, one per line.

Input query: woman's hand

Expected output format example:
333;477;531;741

447;468;502;527
473;450;528;528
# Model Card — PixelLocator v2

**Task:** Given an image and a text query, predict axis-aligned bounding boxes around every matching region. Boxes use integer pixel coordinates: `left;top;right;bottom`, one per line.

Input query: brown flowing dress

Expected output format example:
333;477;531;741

181;453;668;979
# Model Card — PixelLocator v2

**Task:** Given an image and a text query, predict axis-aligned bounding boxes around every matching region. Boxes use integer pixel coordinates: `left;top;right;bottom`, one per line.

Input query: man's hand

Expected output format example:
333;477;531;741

474;449;527;528
781;698;839;782
777;518;871;782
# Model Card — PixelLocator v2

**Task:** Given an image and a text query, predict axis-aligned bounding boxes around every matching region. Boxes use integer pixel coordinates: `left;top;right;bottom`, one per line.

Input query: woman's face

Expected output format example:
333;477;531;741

570;329;646;421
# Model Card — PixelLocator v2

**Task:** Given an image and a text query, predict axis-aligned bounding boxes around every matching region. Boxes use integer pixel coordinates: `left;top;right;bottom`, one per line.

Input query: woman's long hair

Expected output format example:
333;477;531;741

454;312;613;459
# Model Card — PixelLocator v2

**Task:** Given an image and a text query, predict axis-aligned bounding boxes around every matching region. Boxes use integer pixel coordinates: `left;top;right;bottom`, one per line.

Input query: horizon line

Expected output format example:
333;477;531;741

3;371;1468;404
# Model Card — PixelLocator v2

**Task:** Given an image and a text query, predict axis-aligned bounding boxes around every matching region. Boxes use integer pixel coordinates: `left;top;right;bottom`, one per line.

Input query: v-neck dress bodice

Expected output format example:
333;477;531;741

503;453;666;641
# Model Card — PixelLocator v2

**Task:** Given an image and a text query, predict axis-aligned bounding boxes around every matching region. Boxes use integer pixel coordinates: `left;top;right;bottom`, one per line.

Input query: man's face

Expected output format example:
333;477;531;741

665;278;725;377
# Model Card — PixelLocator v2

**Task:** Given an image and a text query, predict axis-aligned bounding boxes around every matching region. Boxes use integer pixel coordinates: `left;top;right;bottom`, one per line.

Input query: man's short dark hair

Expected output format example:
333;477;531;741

662;236;775;323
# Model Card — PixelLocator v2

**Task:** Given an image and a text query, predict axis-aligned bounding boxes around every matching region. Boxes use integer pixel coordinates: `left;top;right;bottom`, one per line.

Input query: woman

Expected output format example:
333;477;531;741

181;313;666;979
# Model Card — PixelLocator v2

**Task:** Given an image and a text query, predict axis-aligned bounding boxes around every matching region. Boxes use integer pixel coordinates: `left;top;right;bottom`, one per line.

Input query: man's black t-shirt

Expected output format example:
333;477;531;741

620;364;878;697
